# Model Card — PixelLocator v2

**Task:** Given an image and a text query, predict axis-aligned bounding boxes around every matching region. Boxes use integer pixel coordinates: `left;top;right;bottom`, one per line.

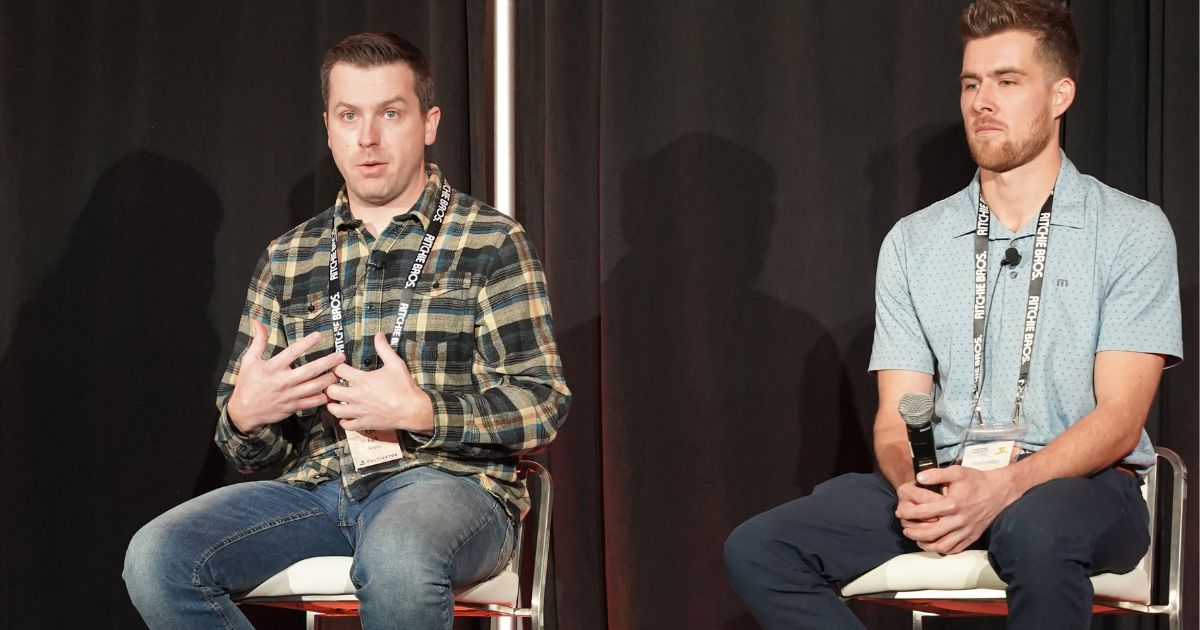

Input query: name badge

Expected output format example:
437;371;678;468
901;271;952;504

961;440;1016;471
346;429;406;469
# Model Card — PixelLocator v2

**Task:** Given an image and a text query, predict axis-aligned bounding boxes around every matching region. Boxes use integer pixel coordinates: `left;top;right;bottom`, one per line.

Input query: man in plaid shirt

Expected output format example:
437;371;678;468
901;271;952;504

125;32;570;629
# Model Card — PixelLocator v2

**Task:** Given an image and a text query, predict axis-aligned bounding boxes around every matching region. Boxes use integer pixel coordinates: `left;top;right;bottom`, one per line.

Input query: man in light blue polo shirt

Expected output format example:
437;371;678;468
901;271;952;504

724;1;1182;628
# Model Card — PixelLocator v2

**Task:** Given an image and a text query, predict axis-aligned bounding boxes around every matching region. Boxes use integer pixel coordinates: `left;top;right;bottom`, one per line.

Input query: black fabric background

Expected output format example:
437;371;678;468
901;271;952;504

1;1;1194;629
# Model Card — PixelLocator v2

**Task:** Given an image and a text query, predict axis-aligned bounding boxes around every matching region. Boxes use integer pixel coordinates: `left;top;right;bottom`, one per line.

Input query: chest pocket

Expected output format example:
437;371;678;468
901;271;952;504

402;272;479;378
408;272;477;337
279;291;330;364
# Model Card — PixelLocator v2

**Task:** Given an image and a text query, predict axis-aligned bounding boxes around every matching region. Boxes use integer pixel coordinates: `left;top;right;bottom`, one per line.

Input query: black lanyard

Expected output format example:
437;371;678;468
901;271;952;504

328;181;453;362
970;192;1054;424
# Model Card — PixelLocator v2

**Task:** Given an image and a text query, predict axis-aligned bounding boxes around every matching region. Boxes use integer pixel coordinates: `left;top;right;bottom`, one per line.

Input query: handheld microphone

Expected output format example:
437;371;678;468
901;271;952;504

1002;247;1021;267
367;250;388;271
898;392;942;493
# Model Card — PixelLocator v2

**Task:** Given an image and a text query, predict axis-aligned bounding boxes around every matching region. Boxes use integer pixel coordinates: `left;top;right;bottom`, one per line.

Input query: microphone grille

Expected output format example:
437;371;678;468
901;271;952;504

898;392;935;427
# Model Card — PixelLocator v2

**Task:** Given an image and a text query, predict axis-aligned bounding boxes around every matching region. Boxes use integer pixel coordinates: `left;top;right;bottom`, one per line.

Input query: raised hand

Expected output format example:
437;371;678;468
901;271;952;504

324;332;435;433
227;320;345;435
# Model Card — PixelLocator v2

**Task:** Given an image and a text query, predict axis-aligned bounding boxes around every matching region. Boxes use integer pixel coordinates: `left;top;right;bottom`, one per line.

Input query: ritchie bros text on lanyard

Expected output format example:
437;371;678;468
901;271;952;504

328;180;453;363
970;192;1054;425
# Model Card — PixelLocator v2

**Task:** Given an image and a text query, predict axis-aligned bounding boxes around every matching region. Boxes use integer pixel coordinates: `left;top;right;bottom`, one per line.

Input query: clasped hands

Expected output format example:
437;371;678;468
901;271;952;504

894;465;1022;555
227;322;434;436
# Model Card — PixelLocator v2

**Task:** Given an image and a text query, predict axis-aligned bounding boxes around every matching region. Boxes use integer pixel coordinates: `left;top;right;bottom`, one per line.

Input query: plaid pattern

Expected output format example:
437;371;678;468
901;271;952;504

214;164;570;522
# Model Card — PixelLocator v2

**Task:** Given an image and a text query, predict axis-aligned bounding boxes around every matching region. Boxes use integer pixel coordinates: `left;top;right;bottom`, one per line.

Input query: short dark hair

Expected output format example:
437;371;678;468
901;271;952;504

960;0;1081;80
320;32;435;112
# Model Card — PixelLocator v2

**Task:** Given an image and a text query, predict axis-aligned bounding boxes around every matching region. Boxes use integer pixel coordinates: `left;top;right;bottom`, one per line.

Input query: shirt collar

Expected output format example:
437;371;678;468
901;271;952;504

332;163;447;232
953;150;1087;238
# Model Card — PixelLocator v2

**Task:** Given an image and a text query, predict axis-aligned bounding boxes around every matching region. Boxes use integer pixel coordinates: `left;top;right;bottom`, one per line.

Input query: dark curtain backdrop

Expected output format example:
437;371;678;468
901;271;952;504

526;2;1198;629
1;2;1194;629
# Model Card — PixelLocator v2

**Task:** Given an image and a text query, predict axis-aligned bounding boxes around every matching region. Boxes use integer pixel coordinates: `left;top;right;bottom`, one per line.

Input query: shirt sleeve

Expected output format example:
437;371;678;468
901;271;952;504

213;247;297;471
869;221;935;374
418;226;571;455
1096;206;1183;365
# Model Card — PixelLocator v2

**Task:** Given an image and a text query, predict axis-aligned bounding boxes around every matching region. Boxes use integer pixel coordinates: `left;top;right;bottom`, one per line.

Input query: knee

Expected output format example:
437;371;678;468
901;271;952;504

724;511;808;588
988;515;1085;581
723;517;764;578
123;518;188;601
352;534;443;598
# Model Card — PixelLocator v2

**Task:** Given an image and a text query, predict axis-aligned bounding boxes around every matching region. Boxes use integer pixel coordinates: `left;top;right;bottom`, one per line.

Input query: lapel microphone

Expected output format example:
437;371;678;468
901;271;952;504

1002;247;1022;267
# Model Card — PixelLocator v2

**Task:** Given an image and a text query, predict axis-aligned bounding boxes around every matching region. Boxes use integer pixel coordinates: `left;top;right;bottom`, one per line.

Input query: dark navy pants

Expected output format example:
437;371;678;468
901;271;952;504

724;468;1149;629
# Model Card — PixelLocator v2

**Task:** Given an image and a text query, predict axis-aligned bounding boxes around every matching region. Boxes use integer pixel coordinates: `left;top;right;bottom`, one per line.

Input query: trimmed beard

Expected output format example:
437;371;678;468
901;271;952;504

968;108;1055;173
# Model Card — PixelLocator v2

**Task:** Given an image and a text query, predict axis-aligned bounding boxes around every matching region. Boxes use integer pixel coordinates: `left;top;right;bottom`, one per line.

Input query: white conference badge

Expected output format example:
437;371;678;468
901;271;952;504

346;428;406;470
960;404;1028;471
961;440;1016;470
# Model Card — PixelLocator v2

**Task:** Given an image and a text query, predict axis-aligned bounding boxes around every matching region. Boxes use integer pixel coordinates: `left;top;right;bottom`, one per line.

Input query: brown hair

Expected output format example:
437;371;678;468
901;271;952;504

960;0;1081;80
320;32;435;112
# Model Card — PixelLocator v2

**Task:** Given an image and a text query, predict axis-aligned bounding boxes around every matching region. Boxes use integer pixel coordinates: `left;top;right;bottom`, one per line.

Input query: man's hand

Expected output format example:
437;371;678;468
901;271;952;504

895;465;1022;555
227;321;345;435
325;332;435;433
895;480;944;530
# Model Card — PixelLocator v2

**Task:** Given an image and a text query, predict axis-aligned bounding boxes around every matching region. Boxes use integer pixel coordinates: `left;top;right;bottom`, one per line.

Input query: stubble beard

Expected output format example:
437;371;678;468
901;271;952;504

968;107;1055;174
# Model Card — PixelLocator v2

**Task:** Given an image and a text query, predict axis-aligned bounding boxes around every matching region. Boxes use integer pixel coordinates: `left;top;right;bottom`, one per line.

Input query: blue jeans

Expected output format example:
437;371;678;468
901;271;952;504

724;467;1149;629
124;466;514;629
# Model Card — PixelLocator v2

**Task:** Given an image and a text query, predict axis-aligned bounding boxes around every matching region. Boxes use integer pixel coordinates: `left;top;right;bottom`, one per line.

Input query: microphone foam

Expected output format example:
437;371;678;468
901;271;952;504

898;392;935;427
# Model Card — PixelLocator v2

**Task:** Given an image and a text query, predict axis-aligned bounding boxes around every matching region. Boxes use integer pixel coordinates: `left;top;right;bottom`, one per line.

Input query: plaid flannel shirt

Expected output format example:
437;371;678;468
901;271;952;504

214;164;570;522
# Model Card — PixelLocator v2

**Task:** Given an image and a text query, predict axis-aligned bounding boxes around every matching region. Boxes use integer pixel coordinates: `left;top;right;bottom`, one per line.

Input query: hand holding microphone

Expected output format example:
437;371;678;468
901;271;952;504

899;392;941;493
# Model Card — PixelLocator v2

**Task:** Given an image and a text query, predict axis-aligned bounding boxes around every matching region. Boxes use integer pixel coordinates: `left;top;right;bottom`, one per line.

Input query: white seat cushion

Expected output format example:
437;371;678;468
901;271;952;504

840;550;1149;604
242;556;520;606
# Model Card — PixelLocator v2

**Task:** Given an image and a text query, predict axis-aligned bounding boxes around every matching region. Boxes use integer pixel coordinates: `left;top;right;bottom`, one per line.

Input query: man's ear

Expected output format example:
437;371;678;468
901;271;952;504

1051;77;1075;119
423;106;441;146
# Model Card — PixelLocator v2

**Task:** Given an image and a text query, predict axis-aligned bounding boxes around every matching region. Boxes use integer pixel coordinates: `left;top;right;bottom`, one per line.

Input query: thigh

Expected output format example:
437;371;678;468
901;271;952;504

736;472;919;582
130;480;353;594
987;468;1150;573
352;467;514;588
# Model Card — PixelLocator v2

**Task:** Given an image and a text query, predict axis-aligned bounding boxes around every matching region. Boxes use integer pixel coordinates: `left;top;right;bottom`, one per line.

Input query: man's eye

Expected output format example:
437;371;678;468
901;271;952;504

341;112;356;121
384;110;399;119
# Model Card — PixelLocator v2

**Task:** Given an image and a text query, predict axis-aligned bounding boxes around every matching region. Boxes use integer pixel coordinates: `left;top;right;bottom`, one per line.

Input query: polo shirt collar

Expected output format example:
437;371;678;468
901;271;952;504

953;150;1086;238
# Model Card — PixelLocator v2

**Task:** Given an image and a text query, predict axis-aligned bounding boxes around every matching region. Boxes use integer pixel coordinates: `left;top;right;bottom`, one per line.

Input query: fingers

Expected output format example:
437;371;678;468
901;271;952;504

338;417;365;432
373;332;409;372
325;400;357;419
333;363;366;381
903;518;956;545
916;465;963;487
900;516;938;529
244;320;269;361
294;392;332;410
898;497;955;522
288;351;346;384
325;381;351;402
897;481;944;505
273;331;324;365
920;529;972;556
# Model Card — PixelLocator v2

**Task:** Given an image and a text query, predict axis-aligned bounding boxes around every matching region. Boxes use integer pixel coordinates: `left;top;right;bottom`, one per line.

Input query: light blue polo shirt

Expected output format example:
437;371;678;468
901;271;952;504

869;152;1182;471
